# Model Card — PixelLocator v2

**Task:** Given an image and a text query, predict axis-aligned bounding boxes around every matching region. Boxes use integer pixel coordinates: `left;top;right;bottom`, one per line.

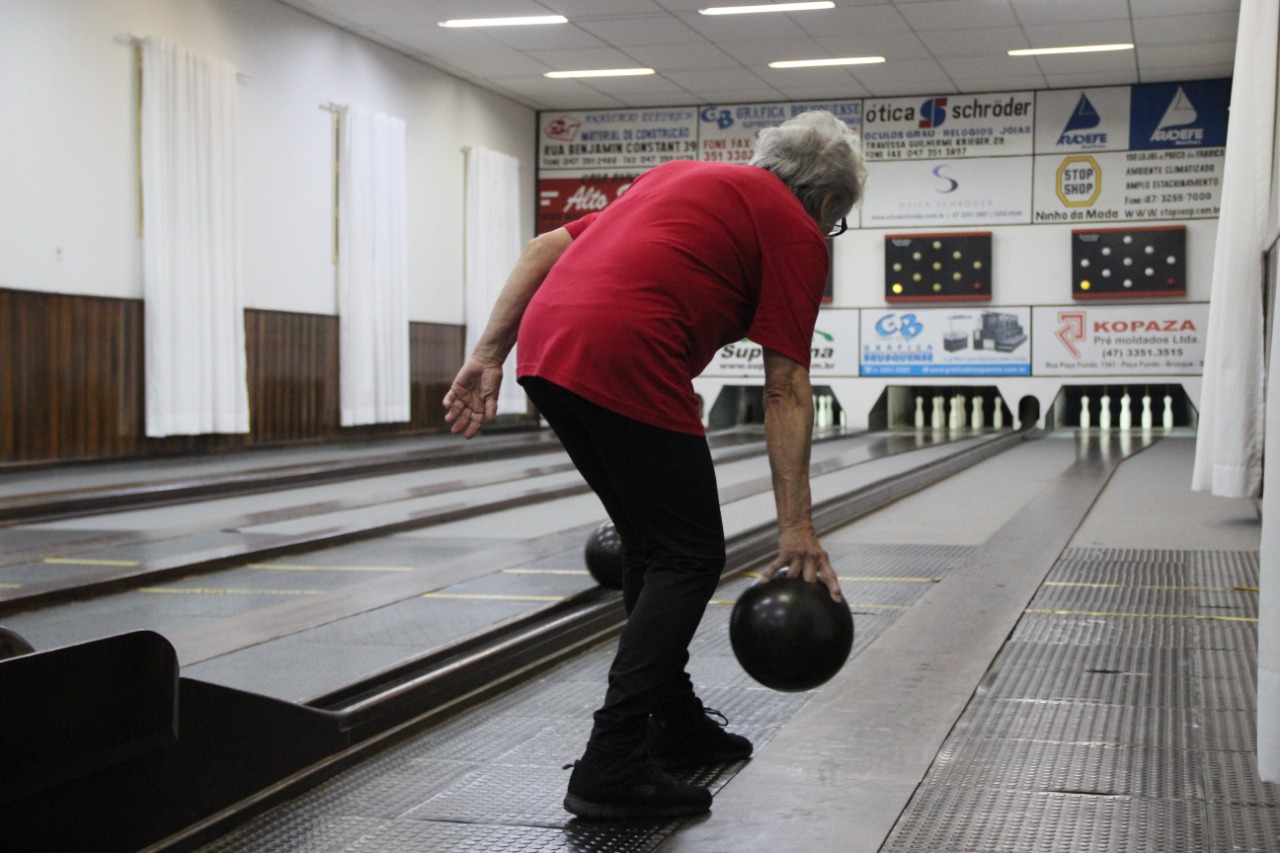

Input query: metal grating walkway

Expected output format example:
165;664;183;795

881;547;1278;853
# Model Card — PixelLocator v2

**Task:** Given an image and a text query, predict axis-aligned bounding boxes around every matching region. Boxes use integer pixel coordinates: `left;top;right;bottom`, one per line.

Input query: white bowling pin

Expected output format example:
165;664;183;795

1141;394;1152;430
993;397;1004;429
914;396;925;429
1080;394;1091;430
1099;394;1112;430
932;395;945;430
1119;393;1132;431
971;396;984;429
1163;394;1174;430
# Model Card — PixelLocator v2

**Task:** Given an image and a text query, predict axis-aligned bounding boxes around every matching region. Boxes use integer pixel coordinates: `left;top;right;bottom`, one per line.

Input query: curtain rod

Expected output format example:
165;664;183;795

115;33;251;81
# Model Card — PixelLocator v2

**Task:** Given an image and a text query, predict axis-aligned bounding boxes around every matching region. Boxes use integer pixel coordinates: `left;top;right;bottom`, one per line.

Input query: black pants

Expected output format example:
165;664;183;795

521;377;726;758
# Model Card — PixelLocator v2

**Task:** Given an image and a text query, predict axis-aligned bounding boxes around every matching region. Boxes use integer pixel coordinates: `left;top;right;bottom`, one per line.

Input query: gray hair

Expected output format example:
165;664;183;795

750;111;868;229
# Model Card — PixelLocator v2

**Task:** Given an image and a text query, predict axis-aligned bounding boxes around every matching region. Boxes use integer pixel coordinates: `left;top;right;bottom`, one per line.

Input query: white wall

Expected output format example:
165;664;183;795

0;0;535;323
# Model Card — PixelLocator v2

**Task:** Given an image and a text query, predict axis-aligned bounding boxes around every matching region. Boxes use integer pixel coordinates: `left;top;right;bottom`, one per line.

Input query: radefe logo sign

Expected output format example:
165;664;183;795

1151;87;1204;146
1057;93;1107;148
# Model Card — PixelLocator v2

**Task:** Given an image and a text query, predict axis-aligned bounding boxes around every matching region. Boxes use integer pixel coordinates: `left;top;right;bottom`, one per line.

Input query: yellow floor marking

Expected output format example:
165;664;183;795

422;592;565;602
1025;608;1257;623
247;563;413;572
0;583;21;589
1045;581;1256;592
139;587;320;596
502;568;590;575
44;557;140;567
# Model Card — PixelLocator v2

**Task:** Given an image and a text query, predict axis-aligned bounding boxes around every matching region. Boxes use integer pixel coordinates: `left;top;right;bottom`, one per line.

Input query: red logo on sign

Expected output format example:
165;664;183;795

545;118;581;141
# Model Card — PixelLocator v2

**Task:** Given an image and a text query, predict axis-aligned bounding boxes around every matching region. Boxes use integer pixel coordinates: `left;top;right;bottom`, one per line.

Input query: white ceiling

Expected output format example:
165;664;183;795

277;0;1240;111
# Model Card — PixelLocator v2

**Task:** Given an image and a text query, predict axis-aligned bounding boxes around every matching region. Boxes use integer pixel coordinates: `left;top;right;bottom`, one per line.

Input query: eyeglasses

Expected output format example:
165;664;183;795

827;217;848;238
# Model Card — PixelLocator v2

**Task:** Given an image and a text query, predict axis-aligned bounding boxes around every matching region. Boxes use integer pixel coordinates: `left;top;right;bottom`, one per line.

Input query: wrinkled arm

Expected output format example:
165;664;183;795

759;348;843;601
443;228;573;438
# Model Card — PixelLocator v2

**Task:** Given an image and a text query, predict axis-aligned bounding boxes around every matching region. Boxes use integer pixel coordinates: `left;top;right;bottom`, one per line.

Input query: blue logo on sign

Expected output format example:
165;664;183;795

1129;79;1229;149
875;314;924;340
700;106;734;130
932;165;959;193
918;97;948;129
1057;93;1107;147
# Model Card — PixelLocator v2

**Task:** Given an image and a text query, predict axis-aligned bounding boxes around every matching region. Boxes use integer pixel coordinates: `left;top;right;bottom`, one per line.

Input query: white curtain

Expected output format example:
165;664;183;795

337;106;410;426
1192;0;1277;499
1262;247;1280;782
140;36;249;437
465;146;527;417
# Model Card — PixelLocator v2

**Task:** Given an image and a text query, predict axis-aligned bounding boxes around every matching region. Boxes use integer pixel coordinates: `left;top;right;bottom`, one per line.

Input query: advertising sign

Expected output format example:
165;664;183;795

1034;87;1131;154
1032;147;1224;223
1129;80;1230;150
536;175;635;234
538;108;699;170
860;92;1035;161
1032;303;1208;376
860;307;1032;377
698;100;861;164
702;309;859;378
861;157;1033;228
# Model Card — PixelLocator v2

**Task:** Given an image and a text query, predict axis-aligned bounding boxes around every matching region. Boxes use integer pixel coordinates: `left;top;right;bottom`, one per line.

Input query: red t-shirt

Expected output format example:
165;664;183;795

517;160;828;435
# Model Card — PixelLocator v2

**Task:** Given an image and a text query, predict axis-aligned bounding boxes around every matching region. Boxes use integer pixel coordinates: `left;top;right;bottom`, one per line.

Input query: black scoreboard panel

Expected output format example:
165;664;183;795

885;232;992;303
1071;225;1187;300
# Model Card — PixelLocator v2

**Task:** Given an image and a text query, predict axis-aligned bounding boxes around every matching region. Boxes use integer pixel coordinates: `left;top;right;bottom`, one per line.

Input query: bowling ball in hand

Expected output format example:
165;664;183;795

584;521;624;589
729;576;854;692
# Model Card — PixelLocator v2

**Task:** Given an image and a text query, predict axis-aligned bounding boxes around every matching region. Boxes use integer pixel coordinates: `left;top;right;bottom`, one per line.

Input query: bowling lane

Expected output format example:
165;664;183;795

1;429;982;687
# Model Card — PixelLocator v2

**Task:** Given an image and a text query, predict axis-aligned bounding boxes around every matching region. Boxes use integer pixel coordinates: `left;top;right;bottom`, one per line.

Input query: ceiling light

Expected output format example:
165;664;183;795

700;2;835;15
545;68;656;78
769;56;886;68
1008;43;1134;56
439;15;568;28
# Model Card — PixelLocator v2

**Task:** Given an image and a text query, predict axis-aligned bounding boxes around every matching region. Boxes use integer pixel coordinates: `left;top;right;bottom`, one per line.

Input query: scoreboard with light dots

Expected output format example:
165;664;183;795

1071;225;1186;300
884;232;992;303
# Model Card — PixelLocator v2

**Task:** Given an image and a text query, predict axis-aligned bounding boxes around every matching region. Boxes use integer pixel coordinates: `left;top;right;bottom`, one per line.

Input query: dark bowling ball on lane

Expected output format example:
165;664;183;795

584;521;624;589
0;626;35;660
729;576;854;692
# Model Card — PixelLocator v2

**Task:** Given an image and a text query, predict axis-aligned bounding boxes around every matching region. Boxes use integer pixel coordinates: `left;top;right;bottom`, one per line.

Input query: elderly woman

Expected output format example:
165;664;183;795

444;110;867;820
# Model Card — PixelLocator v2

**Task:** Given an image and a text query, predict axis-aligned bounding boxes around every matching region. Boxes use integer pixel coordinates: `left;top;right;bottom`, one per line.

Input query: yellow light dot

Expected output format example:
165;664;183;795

932;283;942;292
953;251;962;260
952;272;962;281
912;273;922;282
892;263;902;272
973;261;983;270
1080;280;1092;290
892;283;904;294
932;241;942;250
932;262;942;271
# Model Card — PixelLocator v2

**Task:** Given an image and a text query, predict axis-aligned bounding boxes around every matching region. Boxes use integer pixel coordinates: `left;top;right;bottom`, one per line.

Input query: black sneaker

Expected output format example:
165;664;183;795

563;752;712;820
648;703;753;769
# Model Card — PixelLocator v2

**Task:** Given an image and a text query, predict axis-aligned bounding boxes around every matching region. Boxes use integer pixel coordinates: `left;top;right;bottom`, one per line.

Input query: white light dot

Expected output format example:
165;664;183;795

1123;235;1133;244
1123;257;1133;266
1101;247;1112;256
912;252;922;261
932;240;942;250
1166;255;1177;264
1145;267;1155;276
1123;279;1133;288
1145;245;1155;254
1101;269;1111;278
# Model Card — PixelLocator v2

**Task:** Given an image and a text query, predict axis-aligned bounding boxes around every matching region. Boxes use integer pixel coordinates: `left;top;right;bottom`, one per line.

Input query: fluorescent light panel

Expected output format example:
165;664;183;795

701;2;834;15
1009;43;1134;56
545;68;656;78
439;15;567;28
769;56;885;68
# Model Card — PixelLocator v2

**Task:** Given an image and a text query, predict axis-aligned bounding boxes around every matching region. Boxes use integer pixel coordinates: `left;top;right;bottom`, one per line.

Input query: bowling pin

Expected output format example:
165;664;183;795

993;396;1004;429
1099;393;1112;430
971;395;984;429
1079;394;1091;430
1163;394;1174;430
1141;394;1152;430
914;396;925;429
932;395;945;430
838;407;847;429
1119;392;1131;431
